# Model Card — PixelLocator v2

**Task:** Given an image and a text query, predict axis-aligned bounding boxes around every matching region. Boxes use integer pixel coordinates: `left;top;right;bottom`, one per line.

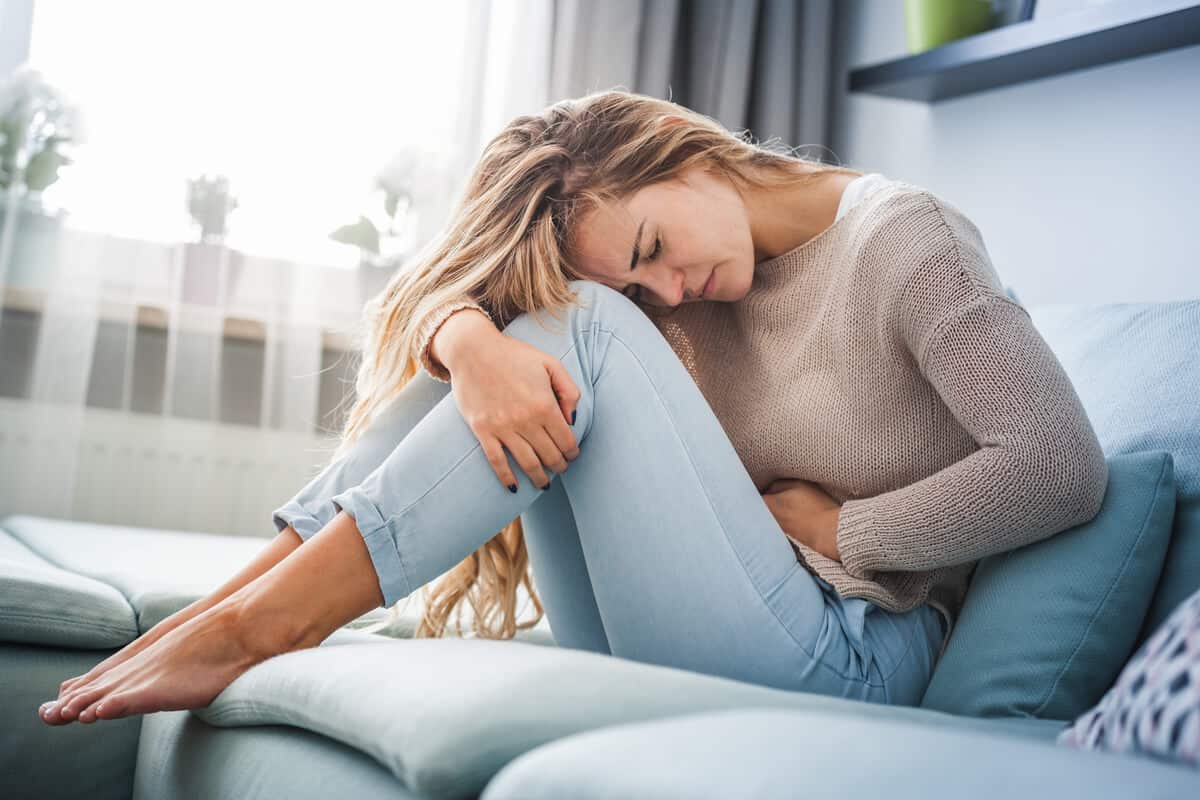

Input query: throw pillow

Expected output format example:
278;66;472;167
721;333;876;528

1057;584;1200;767
920;450;1177;720
1027;302;1200;652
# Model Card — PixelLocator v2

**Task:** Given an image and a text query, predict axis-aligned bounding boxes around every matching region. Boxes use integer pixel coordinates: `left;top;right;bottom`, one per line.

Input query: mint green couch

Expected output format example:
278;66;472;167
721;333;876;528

3;300;1198;799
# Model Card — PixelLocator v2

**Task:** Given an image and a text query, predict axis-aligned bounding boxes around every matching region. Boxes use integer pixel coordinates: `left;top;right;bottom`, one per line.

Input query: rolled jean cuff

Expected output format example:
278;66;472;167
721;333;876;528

330;486;412;608
272;500;326;542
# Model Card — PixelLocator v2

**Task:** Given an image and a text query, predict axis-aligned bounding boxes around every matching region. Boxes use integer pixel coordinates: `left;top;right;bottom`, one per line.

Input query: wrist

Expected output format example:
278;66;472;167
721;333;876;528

432;308;496;373
824;507;843;562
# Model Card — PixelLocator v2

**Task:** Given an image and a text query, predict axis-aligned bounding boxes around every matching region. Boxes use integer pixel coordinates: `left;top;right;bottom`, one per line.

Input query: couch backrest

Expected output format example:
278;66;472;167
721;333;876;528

1027;301;1200;649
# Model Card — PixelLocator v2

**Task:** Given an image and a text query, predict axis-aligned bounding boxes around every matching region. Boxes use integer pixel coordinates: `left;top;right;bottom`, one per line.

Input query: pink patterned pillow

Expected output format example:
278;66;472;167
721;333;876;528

1057;585;1200;767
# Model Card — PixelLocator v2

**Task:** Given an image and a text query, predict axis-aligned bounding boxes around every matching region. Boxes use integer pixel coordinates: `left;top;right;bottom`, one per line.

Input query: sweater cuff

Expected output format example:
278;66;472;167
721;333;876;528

835;498;883;580
416;299;492;383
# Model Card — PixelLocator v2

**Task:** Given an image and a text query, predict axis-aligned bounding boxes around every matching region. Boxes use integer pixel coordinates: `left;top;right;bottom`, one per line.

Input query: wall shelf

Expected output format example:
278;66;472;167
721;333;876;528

848;0;1200;102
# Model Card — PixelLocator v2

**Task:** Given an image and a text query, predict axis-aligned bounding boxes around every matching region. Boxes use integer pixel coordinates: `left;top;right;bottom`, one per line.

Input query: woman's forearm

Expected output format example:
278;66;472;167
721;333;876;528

429;307;497;377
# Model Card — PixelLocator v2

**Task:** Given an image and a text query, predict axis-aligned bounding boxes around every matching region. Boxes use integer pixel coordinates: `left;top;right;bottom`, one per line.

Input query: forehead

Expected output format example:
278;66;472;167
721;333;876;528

571;193;646;283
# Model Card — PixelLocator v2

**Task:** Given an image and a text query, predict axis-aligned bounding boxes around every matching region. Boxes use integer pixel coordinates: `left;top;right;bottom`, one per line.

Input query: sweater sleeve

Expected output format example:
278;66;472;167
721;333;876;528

414;296;493;383
834;212;1109;579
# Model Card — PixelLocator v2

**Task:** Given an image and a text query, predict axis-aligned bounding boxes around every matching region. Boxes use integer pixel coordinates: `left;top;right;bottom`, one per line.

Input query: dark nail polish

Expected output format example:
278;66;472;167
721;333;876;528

571;409;577;425
508;483;517;493
541;483;551;491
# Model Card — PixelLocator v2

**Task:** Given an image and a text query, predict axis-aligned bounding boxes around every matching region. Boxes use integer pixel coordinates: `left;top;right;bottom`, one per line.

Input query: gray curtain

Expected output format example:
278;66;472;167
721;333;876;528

546;0;837;156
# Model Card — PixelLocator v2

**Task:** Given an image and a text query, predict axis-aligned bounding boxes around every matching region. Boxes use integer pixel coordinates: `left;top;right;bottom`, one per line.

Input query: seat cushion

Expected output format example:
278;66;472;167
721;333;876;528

192;631;1076;800
135;709;419;800
0;512;557;645
1028;301;1200;649
0;525;137;648
921;450;1177;720
1;642;142;800
0;513;266;632
480;707;1200;800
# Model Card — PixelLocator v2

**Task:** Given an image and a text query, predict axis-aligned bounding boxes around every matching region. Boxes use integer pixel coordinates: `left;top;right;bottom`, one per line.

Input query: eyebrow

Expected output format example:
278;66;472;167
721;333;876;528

628;217;646;272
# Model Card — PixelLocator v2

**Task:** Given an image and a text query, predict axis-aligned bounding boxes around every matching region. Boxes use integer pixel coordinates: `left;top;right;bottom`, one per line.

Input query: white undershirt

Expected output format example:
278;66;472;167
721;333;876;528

836;172;895;221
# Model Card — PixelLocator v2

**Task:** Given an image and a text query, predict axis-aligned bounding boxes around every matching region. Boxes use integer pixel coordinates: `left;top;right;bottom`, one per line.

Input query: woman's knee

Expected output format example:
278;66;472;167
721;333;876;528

500;279;644;337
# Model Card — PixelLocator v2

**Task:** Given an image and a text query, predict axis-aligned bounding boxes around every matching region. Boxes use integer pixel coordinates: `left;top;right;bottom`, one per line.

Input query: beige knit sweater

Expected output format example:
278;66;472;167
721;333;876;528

413;180;1110;642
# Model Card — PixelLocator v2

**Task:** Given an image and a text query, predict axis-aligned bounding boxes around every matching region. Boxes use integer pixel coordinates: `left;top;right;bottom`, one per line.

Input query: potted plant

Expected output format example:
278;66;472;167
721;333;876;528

904;0;1006;54
181;172;241;305
330;147;421;270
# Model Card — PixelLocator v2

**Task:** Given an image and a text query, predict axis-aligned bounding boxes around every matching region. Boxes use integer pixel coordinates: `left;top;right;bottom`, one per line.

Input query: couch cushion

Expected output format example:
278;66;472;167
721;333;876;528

0;526;137;648
479;707;1200;800
135;709;419;800
0;513;265;632
192;631;1081;800
0;512;558;646
1028;301;1200;650
921;451;1176;721
1;642;143;800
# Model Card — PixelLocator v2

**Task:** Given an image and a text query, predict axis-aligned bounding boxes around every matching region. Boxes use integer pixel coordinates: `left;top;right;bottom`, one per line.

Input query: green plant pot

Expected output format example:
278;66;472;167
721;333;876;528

904;0;997;54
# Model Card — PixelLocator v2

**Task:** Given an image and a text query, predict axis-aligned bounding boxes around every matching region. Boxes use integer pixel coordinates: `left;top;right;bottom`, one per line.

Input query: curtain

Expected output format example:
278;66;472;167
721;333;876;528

0;0;838;537
547;0;837;156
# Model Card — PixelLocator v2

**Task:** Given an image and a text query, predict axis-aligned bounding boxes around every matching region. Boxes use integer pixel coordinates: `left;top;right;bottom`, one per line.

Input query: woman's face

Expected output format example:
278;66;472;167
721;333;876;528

570;166;756;307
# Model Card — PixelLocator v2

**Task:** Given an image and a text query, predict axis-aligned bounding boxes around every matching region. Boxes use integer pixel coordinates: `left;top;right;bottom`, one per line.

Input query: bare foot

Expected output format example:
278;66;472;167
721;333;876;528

38;603;285;725
55;606;198;701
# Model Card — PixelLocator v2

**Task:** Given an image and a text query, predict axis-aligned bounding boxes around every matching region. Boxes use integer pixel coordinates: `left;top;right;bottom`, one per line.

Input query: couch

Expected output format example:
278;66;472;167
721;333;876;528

2;299;1198;800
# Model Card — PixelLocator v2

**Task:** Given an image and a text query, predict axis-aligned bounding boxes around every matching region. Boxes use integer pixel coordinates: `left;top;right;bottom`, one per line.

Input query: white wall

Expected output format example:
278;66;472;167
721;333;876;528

829;2;1200;306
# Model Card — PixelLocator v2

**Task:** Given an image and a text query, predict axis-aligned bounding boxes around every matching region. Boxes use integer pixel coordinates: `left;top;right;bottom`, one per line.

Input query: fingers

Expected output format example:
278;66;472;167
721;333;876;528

546;359;581;427
480;435;521;493
521;425;572;481
501;431;552;490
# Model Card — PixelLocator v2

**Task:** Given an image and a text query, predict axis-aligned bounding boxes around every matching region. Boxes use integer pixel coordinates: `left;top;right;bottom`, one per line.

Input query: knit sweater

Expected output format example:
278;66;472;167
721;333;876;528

413;179;1110;644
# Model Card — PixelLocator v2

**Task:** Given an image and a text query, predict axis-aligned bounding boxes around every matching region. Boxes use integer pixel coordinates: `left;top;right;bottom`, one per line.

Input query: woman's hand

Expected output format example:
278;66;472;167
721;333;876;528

436;313;581;492
761;478;843;562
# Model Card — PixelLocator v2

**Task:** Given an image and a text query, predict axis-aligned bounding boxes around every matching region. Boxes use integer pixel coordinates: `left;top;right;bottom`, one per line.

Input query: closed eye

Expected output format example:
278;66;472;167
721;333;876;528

623;234;662;301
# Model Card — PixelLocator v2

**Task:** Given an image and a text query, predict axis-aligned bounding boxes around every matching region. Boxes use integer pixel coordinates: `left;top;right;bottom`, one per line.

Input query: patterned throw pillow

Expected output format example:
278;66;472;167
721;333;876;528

1057;585;1200;766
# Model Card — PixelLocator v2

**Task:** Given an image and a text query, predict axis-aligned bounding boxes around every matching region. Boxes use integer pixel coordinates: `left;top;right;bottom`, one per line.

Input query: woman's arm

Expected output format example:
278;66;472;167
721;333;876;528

418;296;493;382
834;195;1109;580
836;294;1108;580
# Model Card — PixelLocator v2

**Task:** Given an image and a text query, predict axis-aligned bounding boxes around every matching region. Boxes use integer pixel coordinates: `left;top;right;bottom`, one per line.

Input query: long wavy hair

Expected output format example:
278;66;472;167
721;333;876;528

331;87;859;640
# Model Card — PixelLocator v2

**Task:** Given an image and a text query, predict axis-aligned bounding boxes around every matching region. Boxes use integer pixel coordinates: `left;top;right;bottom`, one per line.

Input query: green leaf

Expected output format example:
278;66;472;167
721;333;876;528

24;147;69;191
329;215;380;254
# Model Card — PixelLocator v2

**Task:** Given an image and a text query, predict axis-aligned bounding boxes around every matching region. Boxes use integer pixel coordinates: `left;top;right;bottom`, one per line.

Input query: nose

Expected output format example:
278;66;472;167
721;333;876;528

653;271;688;306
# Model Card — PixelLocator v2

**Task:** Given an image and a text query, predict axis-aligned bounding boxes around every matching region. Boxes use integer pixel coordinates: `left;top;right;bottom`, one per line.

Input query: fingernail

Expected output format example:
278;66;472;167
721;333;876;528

541;483;550;491
571;410;577;425
508;483;517;493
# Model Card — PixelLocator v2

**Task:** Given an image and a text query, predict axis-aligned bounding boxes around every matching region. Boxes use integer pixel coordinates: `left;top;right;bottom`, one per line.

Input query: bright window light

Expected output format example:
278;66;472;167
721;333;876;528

26;0;472;267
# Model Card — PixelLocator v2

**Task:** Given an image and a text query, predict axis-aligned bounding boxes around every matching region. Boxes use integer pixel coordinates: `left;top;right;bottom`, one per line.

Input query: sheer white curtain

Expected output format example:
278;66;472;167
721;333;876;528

0;0;556;536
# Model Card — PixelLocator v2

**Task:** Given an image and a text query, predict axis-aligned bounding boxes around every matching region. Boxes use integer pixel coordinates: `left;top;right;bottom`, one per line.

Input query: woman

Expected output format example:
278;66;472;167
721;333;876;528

39;89;1108;726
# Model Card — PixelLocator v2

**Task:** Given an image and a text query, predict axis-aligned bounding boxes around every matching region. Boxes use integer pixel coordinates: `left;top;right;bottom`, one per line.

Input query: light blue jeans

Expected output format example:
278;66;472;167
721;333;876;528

273;279;948;706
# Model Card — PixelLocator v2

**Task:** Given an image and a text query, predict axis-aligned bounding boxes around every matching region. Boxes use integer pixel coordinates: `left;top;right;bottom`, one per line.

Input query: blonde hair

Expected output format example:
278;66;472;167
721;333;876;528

333;88;859;640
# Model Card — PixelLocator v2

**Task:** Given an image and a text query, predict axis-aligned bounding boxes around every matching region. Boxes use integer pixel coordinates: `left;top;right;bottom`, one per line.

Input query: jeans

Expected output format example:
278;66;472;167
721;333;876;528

273;280;948;706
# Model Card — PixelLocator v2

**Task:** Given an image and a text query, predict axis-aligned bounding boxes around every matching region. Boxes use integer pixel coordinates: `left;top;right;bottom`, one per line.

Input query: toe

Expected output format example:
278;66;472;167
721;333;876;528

59;686;107;722
77;700;106;724
95;693;130;720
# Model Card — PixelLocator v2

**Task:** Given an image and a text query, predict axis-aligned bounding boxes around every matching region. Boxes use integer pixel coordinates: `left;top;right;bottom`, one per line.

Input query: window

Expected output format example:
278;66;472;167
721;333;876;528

26;0;474;266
